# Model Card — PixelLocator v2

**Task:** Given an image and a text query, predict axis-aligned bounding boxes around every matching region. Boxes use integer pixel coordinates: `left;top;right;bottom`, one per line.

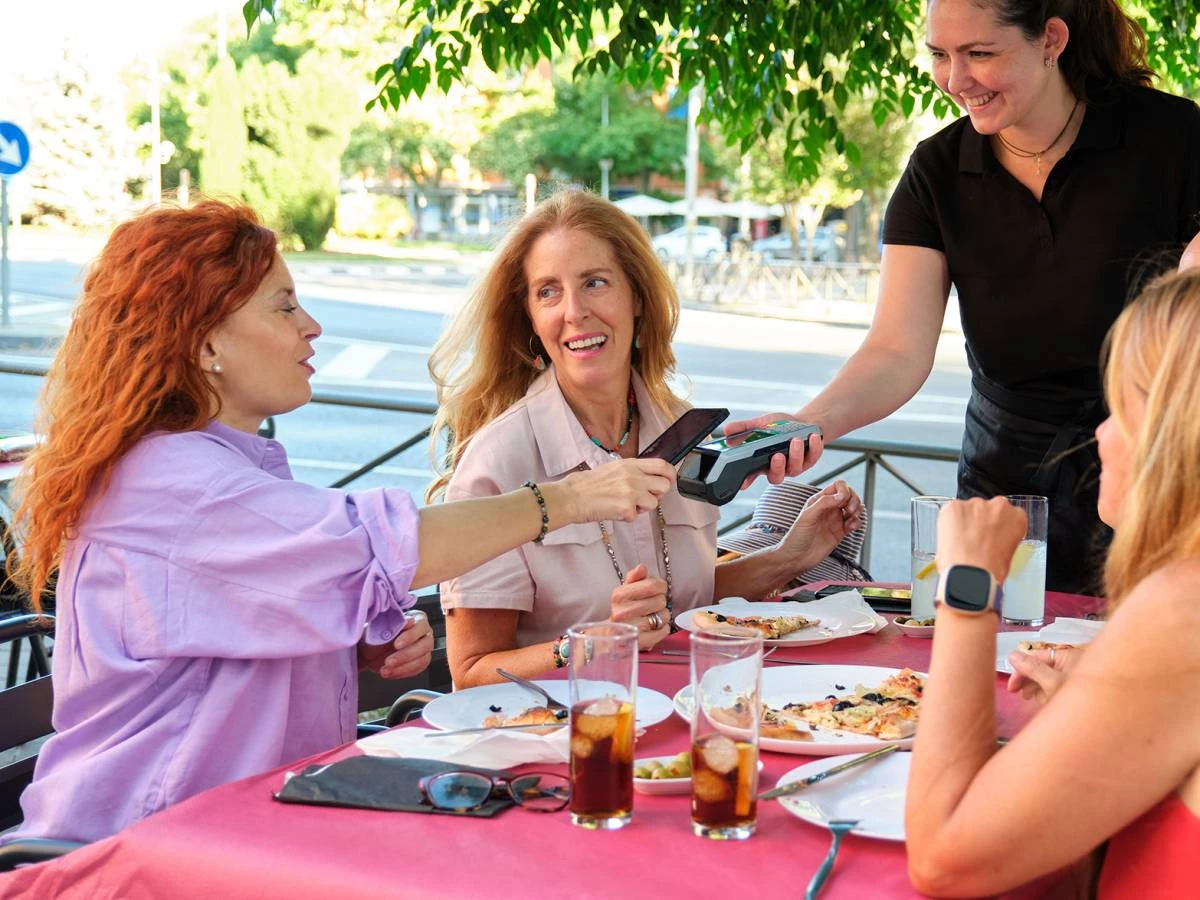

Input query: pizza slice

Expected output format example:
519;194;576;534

1017;640;1077;653
692;610;820;639
481;706;566;733
762;669;926;740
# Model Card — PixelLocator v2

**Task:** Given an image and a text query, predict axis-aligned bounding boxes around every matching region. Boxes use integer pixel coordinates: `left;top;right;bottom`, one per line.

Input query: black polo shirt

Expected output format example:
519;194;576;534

884;84;1200;405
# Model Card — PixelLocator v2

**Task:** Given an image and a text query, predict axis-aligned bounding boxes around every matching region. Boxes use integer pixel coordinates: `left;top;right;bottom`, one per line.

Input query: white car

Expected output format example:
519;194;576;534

651;225;726;262
752;227;837;262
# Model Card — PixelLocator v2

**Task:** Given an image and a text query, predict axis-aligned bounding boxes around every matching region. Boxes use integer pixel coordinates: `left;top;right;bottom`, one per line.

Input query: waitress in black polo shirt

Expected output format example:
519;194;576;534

730;0;1200;594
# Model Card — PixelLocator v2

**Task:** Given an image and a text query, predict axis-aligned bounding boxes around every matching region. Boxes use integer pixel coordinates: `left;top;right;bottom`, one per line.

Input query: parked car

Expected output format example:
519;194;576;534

752;226;838;262
651;225;727;262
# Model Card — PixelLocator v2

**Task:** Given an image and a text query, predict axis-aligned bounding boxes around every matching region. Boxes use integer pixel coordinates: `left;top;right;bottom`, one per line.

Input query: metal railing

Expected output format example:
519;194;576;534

0;353;959;571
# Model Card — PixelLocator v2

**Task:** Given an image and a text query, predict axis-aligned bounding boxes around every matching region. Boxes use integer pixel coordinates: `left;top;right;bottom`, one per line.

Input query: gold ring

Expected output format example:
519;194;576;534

1049;647;1057;665
648;612;663;631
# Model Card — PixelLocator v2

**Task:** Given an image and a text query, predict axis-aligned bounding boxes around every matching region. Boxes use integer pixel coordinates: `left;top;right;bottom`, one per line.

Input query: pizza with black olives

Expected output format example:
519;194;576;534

760;668;926;741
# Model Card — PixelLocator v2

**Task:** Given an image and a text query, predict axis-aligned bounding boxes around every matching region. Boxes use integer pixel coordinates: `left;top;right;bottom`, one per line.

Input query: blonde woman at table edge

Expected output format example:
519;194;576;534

2;199;676;847
906;268;1200;898
427;189;863;689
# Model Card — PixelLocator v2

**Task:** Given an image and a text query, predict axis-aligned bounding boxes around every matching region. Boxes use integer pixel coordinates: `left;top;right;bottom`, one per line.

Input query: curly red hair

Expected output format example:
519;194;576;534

9;200;278;612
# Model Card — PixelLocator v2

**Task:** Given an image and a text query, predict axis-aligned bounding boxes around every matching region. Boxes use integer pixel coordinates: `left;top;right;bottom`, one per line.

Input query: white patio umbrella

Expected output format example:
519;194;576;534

666;196;734;218
722;200;785;220
613;194;674;216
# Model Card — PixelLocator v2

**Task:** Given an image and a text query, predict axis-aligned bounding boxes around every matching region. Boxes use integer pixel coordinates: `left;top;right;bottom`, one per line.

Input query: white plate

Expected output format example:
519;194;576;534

775;751;911;841
422;681;675;732
633;754;765;795
673;664;921;757
675;599;877;647
994;631;1090;674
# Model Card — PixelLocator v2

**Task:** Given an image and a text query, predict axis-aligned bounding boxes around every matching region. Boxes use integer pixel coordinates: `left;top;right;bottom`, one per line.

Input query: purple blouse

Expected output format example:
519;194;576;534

7;421;419;844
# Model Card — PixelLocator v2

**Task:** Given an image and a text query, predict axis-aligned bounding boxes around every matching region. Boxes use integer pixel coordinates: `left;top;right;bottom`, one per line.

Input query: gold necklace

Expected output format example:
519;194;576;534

598;505;674;626
995;99;1080;176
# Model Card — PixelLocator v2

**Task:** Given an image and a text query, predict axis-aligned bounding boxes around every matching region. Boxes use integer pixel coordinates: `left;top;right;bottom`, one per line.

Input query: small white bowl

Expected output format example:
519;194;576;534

633;754;764;795
633;755;692;795
893;616;935;639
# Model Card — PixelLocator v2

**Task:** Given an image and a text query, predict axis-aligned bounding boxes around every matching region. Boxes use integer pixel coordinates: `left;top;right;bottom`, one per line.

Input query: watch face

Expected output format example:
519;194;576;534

944;565;993;612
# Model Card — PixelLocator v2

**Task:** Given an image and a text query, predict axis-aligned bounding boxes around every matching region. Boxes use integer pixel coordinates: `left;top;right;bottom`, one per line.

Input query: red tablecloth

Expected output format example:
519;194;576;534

0;589;1103;900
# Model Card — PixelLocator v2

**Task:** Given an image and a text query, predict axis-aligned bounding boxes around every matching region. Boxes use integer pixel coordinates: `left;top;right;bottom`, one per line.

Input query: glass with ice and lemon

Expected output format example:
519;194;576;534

1001;496;1048;626
911;496;952;619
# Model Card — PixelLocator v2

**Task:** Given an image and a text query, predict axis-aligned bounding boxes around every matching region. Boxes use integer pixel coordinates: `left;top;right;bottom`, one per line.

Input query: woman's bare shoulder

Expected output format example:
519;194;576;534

1103;559;1200;659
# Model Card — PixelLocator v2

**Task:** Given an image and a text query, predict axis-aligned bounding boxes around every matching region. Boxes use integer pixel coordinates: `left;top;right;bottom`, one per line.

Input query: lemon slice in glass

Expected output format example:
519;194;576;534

1009;542;1035;577
915;560;938;581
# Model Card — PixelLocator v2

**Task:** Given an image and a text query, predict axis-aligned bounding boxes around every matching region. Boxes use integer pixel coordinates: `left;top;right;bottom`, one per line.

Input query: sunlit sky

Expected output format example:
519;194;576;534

4;0;243;75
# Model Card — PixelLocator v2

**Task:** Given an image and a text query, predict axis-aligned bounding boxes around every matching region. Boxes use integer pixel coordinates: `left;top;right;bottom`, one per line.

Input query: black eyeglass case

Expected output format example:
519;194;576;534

273;756;514;817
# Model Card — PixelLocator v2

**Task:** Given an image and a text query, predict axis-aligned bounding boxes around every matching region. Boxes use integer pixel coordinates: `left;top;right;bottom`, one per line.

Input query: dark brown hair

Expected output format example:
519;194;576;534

980;0;1153;99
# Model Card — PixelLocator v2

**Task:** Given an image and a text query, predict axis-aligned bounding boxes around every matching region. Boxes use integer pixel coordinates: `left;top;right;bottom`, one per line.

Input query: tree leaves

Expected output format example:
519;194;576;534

245;0;1200;190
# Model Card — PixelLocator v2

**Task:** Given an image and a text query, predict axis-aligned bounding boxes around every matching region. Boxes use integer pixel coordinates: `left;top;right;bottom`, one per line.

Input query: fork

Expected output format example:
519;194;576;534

495;668;569;717
805;819;860;899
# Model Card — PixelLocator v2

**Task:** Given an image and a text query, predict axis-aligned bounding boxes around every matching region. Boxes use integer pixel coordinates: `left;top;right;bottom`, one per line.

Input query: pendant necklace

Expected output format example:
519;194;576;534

598;506;675;626
585;386;637;455
995;99;1080;176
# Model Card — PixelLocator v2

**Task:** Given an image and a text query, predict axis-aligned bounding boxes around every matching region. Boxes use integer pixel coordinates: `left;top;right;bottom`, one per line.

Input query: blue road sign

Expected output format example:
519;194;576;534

0;122;30;177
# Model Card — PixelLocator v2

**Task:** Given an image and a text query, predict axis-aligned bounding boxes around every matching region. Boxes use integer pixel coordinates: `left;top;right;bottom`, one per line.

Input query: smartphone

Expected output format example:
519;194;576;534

639;408;730;466
814;583;911;612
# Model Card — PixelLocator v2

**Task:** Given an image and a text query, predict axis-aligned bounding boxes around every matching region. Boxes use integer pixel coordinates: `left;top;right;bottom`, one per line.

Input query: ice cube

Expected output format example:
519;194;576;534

692;768;731;804
571;734;595;759
583;697;622;717
697;734;739;775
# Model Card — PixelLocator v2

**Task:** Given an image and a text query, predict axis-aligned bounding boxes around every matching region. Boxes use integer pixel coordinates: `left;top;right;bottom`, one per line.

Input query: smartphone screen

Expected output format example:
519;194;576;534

639;408;729;466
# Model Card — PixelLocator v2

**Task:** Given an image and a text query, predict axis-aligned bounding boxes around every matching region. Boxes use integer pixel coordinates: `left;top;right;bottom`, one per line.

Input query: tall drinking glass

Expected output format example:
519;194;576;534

910;496;952;619
567;621;638;830
690;630;763;840
1002;495;1048;626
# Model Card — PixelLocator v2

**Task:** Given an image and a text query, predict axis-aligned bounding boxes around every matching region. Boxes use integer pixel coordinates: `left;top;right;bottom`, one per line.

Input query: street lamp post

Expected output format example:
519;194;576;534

599;92;612;199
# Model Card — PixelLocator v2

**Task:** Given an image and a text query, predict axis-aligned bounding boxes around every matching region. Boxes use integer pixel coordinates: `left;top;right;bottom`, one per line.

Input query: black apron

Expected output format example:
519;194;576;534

958;375;1112;595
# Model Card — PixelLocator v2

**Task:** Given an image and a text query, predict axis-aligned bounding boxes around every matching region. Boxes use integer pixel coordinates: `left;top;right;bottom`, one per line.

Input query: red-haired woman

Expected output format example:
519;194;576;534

3;200;675;845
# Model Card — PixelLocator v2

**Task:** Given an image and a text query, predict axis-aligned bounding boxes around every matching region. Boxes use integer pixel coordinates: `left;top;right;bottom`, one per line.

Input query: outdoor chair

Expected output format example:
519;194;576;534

0;616;55;833
0;615;86;871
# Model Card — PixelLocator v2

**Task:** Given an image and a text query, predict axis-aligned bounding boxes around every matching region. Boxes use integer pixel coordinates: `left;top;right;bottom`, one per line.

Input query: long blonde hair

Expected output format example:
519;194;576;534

1101;269;1200;605
427;189;682;500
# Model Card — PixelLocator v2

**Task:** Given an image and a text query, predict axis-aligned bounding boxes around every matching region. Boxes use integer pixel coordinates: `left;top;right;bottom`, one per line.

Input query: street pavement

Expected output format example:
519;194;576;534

0;243;970;582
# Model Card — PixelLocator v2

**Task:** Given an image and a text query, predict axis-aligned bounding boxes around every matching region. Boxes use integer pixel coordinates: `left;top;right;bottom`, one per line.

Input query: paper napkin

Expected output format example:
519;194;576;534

357;725;570;769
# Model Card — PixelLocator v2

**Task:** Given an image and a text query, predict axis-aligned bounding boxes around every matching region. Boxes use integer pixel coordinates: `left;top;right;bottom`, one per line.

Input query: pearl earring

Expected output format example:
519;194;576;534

212;363;223;375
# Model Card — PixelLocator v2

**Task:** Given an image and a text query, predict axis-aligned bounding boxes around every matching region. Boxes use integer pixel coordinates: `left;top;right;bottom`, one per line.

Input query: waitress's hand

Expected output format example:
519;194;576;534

549;458;676;525
608;563;671;651
1006;645;1080;704
935;498;1027;582
358;610;434;679
719;412;825;488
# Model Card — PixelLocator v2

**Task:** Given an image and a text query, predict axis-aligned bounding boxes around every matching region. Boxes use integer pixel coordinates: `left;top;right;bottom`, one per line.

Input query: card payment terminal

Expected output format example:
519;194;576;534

677;420;822;506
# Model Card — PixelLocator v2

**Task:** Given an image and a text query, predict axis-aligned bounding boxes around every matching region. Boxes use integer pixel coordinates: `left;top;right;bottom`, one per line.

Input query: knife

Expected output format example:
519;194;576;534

758;744;899;800
423;722;568;737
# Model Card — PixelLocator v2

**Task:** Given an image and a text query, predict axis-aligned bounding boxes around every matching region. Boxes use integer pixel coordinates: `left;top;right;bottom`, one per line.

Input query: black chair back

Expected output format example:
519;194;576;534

0;615;55;833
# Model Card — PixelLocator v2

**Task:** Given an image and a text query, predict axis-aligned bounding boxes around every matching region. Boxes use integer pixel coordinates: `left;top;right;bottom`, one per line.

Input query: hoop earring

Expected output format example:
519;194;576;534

528;335;547;372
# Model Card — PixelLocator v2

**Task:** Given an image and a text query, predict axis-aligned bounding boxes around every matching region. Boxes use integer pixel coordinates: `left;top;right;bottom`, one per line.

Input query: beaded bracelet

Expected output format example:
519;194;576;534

523;480;549;544
551;633;570;668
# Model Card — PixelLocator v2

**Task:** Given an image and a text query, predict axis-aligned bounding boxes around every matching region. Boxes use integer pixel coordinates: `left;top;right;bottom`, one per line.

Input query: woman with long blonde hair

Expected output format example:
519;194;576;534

905;268;1200;897
2;199;674;845
430;190;863;688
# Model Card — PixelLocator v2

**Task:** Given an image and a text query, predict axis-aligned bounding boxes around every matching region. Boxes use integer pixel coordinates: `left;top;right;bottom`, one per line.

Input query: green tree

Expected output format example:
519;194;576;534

240;53;359;248
244;0;1200;184
342;117;454;187
201;55;248;198
471;75;720;192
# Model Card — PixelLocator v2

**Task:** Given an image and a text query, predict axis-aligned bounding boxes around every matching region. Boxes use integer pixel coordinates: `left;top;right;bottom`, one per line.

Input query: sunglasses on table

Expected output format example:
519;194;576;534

418;770;570;813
